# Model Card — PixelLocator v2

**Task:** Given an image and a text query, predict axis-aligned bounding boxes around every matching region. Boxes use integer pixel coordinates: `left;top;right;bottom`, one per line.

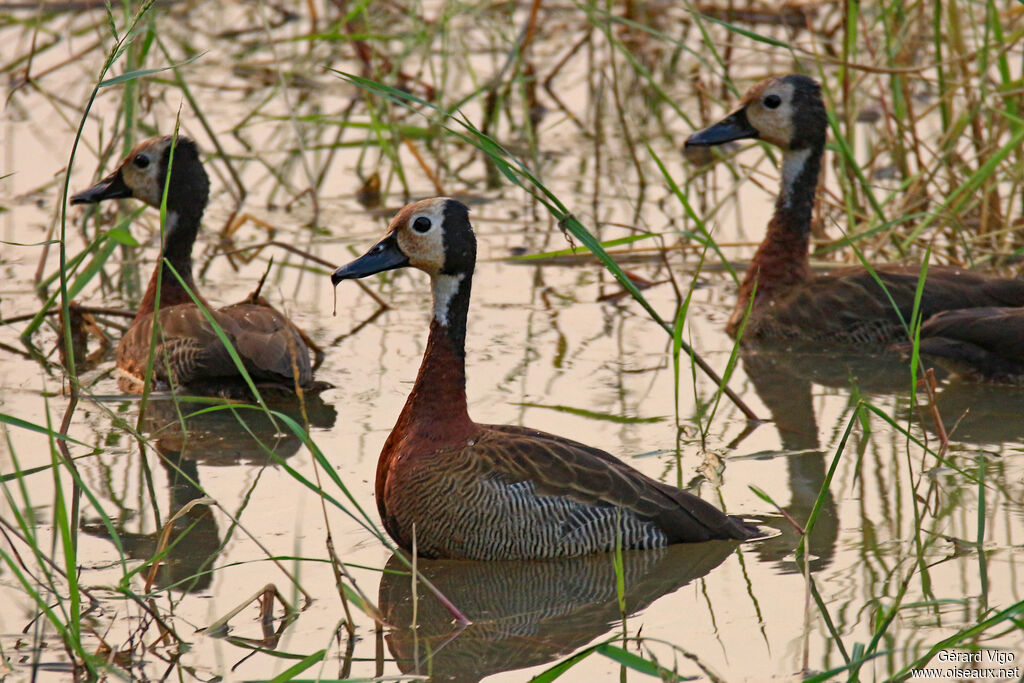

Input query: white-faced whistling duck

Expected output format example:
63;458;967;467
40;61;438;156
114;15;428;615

331;197;759;560
685;74;1024;345
71;136;318;395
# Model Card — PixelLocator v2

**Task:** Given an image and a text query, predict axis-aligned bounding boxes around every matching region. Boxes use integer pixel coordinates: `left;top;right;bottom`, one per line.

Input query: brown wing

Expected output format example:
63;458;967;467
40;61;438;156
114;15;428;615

116;302;312;389
756;266;1024;343
474;424;758;542
214;300;313;384
914;307;1024;381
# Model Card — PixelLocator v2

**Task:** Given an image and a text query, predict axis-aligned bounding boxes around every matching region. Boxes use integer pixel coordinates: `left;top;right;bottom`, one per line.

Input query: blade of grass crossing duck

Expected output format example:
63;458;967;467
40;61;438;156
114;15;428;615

908;249;931;391
137;121;183;426
159;260;275;417
613;513;627;643
53;0;157;376
648;143;737;283
46;6;159;672
815;211;930;257
333;72;761;422
272;412;470;625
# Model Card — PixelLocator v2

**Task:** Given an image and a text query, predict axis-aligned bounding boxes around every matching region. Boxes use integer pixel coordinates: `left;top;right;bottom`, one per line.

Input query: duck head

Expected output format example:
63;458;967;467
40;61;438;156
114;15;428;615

332;197;476;328
685;74;826;153
71;135;210;212
332;197;476;282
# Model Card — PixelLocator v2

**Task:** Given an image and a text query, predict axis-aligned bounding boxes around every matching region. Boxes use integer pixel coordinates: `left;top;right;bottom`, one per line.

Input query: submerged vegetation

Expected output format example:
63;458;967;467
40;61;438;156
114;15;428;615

1;0;1022;680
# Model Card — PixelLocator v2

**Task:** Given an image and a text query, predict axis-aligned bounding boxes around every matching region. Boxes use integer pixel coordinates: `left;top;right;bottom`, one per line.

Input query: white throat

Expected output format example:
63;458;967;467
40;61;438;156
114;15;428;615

780;148;813;207
431;272;464;326
162;210;180;238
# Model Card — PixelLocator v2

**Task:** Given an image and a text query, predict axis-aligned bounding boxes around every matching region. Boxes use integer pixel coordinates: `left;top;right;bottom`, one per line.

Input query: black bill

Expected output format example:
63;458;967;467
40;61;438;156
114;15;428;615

685;109;758;148
331;232;409;285
70;169;132;205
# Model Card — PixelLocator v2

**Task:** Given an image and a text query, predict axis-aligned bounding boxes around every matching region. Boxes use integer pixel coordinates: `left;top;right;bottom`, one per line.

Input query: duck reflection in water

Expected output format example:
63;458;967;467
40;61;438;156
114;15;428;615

82;395;336;591
378;542;738;683
81;443;219;594
137;391;338;465
738;350;874;574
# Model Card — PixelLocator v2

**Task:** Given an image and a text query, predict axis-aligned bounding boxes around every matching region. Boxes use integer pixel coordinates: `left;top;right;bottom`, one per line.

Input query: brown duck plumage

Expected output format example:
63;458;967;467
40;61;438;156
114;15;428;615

910;308;1024;383
331;197;758;561
685;74;1024;344
71;136;315;394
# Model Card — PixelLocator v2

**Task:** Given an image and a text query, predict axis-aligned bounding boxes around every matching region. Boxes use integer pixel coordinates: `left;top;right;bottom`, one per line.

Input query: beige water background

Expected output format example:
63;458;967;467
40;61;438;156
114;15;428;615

1;3;1023;681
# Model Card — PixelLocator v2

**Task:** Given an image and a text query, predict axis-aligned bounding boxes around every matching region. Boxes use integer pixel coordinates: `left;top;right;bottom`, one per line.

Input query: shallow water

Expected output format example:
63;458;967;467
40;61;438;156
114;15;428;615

2;3;1023;682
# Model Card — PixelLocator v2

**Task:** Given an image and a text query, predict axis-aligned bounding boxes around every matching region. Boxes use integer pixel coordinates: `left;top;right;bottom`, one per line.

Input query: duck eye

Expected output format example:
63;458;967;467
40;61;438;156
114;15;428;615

412;216;432;233
763;94;782;109
133;154;150;169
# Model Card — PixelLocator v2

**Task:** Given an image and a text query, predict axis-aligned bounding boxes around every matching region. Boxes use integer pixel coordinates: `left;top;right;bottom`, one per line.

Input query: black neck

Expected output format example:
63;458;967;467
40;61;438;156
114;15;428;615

158;141;209;289
157;156;208;292
773;144;823;239
138;194;208;315
159;203;202;294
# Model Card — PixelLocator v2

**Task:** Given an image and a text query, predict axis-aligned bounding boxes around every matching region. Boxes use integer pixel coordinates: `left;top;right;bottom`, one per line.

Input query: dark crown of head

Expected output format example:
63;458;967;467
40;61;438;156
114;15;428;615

782;75;826;149
159;136;209;202
440;199;476;275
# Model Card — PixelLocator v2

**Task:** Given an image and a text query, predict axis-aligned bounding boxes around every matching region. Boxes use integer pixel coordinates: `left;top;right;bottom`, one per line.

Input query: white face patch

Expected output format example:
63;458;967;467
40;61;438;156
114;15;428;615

780;148;813;207
744;80;796;149
432;272;465;326
395;197;451;274
121;138;172;208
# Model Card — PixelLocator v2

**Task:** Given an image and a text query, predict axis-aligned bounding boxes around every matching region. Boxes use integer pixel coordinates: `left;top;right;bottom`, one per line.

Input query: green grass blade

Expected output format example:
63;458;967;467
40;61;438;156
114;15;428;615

98;51;204;87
